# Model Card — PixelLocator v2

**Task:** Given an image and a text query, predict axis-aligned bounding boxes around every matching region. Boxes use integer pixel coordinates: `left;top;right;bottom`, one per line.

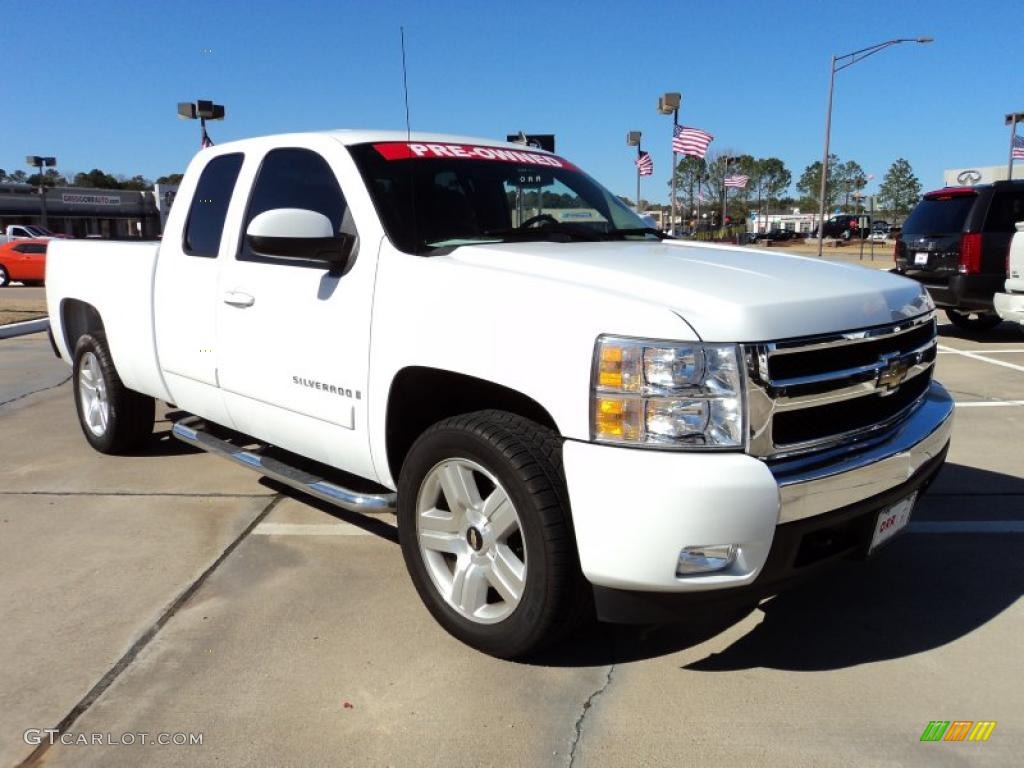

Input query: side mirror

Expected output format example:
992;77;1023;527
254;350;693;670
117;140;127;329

245;208;354;269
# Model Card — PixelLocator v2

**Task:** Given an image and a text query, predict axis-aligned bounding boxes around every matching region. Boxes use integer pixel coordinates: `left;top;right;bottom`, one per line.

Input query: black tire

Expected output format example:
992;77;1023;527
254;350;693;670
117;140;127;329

945;309;1002;332
72;332;155;454
0;264;9;287
397;410;589;659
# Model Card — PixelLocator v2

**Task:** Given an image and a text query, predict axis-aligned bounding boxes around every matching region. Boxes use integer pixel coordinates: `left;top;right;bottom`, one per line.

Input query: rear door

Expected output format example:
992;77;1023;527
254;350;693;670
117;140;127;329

153;151;245;424
898;190;978;280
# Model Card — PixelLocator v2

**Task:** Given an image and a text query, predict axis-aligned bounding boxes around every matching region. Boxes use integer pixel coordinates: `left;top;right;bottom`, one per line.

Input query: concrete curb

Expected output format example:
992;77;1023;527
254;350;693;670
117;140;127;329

0;317;49;340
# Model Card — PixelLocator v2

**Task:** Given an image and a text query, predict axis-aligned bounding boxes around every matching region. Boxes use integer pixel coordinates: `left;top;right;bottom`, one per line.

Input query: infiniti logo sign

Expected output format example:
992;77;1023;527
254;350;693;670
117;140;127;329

956;169;982;185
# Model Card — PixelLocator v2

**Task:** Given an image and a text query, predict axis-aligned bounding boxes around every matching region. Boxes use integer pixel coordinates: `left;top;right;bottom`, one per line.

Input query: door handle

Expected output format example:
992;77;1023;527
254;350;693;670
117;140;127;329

222;290;255;308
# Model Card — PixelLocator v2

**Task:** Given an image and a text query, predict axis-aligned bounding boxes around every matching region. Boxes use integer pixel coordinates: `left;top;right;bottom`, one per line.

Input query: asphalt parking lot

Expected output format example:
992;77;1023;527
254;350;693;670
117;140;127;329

1;310;1022;768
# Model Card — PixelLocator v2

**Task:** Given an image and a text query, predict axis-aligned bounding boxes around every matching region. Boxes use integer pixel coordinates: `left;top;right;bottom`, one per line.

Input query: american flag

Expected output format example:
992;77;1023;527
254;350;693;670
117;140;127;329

201;128;215;149
724;174;749;188
1013;134;1024;160
673;125;714;157
635;150;653;176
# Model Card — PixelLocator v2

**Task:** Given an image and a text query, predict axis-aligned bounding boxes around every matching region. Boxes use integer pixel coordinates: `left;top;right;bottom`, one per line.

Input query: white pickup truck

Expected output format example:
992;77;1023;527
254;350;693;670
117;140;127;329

994;221;1024;327
46;130;954;657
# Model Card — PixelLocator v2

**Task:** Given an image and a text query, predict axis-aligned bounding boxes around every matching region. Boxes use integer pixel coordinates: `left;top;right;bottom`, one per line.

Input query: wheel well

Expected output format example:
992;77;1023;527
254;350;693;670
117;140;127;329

385;367;559;482
60;299;104;355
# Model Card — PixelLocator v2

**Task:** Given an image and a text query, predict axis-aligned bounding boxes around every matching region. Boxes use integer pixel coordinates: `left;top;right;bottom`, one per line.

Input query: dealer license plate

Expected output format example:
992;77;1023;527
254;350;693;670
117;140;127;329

914;252;929;265
869;492;918;553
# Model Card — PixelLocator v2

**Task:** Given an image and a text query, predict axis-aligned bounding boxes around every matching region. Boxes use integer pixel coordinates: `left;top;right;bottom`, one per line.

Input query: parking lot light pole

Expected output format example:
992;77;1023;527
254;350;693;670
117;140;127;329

817;37;932;258
627;131;642;213
658;92;682;234
1006;112;1024;179
26;155;57;228
177;100;226;147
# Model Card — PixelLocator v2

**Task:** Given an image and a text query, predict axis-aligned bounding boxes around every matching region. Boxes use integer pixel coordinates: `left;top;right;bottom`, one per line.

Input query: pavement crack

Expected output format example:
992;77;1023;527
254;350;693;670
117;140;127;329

15;492;284;768
0;374;71;408
568;662;615;768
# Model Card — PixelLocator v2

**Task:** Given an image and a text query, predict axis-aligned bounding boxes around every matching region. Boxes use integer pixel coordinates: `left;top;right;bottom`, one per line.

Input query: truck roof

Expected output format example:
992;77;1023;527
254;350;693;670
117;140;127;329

207;129;560;156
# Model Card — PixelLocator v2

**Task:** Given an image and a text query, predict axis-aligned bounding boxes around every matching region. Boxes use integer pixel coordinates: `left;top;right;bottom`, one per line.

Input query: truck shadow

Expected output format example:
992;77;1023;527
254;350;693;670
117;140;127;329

937;318;1023;343
538;463;1023;670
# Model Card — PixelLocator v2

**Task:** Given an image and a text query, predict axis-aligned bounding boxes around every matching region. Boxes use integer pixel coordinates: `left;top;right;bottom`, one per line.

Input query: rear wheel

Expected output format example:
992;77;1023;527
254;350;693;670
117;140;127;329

397;410;588;659
73;332;155;454
945;309;1002;332
0;265;9;287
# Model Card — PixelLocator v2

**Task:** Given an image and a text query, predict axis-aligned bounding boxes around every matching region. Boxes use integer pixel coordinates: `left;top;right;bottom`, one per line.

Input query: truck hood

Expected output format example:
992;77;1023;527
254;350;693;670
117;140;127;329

447;240;932;341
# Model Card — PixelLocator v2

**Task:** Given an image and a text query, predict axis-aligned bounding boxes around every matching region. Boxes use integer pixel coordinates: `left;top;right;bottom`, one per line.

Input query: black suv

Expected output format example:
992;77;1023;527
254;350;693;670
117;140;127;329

818;214;869;240
895;181;1024;331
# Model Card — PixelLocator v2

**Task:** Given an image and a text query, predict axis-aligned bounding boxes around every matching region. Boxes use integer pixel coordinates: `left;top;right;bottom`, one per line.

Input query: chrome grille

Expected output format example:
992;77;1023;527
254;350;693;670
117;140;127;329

744;312;938;459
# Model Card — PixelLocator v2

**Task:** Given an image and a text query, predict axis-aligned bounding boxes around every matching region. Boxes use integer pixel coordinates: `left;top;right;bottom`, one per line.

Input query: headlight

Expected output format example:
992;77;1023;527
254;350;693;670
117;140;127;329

591;335;745;449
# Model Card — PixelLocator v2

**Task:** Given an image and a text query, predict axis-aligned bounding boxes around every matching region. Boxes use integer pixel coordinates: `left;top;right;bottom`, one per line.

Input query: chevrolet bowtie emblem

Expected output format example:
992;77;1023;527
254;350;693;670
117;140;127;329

877;355;910;392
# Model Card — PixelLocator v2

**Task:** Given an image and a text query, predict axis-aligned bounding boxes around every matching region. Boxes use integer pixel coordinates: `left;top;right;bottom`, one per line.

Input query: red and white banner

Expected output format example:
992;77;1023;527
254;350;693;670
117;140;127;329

373;142;574;169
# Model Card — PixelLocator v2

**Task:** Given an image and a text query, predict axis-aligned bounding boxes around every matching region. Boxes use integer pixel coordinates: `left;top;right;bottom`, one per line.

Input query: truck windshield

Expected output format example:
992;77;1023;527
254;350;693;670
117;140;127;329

348;141;661;254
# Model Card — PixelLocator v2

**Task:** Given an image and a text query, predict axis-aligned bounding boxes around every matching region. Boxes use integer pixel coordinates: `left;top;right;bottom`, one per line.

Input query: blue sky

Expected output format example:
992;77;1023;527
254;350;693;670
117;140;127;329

3;0;1020;202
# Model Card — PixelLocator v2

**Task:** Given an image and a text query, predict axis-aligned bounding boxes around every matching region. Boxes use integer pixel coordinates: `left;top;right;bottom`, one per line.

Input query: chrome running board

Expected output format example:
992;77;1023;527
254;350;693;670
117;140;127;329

171;416;397;514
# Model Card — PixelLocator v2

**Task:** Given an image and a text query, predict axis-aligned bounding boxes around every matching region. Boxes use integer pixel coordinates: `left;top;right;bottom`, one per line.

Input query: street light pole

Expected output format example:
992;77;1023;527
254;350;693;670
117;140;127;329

816;37;932;258
26;155;57;229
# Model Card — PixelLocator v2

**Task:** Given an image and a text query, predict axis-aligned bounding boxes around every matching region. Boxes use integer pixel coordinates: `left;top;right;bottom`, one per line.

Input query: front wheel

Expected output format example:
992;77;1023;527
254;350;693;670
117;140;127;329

0;264;9;287
945;309;1002;332
397;411;588;659
73;332;155;454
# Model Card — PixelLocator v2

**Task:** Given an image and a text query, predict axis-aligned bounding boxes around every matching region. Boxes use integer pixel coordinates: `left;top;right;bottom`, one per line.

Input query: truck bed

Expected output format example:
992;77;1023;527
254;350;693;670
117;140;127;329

46;239;171;403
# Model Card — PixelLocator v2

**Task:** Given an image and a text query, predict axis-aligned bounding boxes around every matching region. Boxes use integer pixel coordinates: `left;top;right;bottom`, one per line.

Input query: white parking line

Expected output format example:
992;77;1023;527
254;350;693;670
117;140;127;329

954;400;1024;407
938;348;1024;354
908;521;1024;534
937;345;1024;373
253;522;372;536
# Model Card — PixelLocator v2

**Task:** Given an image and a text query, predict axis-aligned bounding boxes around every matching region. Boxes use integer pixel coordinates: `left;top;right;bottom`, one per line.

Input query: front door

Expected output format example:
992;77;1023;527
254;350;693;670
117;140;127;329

215;143;377;480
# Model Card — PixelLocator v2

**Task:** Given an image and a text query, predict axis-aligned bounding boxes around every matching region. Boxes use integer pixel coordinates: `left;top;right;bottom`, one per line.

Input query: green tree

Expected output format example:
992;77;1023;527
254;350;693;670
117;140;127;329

835;160;867;211
877;158;921;222
73;169;121;189
796;155;841;211
749;157;791;229
117;174;153;191
155;173;184;186
5;170;29;183
28;169;68;187
670;155;709;214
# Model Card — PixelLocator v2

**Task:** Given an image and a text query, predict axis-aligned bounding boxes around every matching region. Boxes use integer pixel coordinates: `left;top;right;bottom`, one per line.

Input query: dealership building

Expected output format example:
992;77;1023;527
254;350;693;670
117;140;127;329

0;182;177;238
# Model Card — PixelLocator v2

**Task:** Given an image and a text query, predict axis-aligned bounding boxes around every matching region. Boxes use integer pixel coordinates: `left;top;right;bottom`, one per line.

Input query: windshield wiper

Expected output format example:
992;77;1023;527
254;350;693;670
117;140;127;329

603;227;671;240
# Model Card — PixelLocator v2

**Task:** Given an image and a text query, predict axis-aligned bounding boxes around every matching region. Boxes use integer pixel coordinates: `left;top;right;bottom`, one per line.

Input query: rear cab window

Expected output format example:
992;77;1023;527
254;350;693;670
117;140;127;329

982;189;1024;233
183;153;244;257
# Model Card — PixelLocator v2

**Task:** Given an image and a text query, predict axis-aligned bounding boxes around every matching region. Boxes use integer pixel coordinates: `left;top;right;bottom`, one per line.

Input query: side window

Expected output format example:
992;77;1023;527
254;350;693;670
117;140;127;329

183;153;244;257
983;191;1024;233
239;148;351;264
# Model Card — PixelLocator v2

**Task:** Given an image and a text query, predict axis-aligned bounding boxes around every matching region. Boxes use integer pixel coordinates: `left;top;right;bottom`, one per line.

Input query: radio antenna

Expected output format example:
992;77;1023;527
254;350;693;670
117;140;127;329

400;26;411;140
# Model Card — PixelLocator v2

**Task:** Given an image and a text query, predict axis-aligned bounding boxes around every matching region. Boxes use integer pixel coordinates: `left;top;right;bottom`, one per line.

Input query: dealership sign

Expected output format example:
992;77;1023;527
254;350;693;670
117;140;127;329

61;193;122;206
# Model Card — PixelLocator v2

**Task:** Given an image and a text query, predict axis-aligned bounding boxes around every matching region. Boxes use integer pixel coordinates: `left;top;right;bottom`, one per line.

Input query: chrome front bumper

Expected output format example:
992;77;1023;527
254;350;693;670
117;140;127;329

772;382;954;524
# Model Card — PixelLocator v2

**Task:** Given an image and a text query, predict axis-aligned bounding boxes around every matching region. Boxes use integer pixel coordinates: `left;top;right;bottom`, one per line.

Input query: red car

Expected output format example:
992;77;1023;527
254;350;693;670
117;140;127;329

0;238;48;287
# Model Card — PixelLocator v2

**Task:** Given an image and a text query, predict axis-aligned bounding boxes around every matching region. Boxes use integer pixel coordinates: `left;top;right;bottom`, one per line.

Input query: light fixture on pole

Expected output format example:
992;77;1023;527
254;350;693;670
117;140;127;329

26;155;57;228
1005;111;1024;180
627;130;642;213
178;100;226;148
658;92;682;235
816;37;932;257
